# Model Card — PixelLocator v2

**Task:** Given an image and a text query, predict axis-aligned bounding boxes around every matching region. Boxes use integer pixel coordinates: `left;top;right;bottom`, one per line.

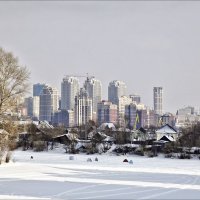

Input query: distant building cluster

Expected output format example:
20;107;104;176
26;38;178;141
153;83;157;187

19;75;199;129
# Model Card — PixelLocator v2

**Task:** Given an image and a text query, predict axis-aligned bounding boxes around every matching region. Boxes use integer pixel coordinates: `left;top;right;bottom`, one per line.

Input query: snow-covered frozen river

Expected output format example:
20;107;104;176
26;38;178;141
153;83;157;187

0;150;200;199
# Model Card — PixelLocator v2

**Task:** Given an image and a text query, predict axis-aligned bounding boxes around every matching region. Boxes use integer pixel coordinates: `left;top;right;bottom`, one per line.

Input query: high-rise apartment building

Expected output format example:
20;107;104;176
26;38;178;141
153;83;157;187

24;97;33;117
84;77;102;114
108;80;127;105
125;103;137;129
129;94;141;104
176;106;195;125
97;101;118;125
161;113;176;127
153;87;163;115
33;83;46;96
52;110;74;127
32;83;46;120
74;88;93;126
39;85;59;122
146;109;156;128
61;76;80;110
118;96;133;127
137;109;148;128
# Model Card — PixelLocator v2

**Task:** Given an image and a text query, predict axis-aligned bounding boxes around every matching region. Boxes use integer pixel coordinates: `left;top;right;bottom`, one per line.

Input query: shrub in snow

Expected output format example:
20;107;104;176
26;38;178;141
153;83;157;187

113;146;124;154
0;151;3;164
96;143;104;154
147;151;155;158
178;153;191;159
191;147;200;154
104;143;112;152
95;157;98;161
33;141;46;152
165;153;177;159
5;151;11;163
163;142;179;154
112;144;138;155
165;153;173;158
134;148;144;156
0;150;11;164
8;141;17;151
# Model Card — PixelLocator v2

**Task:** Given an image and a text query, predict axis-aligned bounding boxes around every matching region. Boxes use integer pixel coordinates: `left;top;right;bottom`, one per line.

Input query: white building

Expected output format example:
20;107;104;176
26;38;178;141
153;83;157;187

118;96;133;127
61;76;80;110
39;85;59;122
33;96;40;120
136;103;146;110
108;80;127;105
84;77;102;118
75;88;93;126
176;106;200;127
156;124;178;141
177;106;194;123
32;83;46;120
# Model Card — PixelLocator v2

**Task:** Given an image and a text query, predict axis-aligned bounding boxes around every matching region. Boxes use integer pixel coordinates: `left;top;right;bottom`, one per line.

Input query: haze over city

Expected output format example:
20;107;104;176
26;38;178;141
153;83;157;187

1;1;200;113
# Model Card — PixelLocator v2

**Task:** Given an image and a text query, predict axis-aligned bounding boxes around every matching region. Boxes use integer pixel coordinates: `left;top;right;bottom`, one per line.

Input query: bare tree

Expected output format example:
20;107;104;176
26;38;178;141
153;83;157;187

0;47;30;117
0;48;30;160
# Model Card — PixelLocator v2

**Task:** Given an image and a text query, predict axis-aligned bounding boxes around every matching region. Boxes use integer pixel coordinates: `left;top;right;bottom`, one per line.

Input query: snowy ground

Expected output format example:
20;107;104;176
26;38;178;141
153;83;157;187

0;149;200;199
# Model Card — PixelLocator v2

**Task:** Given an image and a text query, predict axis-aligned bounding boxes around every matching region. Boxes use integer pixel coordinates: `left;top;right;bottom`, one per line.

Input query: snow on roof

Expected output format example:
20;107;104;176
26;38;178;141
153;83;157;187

117;128;131;132
53;134;67;139
103;136;115;142
53;133;77;140
32;121;39;126
88;131;96;139
76;139;91;143
159;135;175;142
19;132;29;135
156;124;177;134
97;131;107;137
123;143;139;148
99;123;116;131
154;140;169;144
191;147;200;151
75;140;91;149
75;142;84;150
37;121;54;129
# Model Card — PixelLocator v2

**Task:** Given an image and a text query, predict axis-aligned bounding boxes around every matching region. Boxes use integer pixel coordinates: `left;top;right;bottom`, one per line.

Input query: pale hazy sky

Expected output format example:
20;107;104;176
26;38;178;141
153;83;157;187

1;1;200;113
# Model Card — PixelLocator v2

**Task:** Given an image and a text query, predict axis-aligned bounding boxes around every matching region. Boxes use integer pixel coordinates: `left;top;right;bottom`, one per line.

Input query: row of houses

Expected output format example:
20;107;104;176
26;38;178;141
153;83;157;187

52;123;178;151
15;121;178;153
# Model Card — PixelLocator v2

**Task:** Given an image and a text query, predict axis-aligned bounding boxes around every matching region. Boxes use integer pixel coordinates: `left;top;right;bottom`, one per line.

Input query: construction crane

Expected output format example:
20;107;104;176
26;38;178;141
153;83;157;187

65;73;95;80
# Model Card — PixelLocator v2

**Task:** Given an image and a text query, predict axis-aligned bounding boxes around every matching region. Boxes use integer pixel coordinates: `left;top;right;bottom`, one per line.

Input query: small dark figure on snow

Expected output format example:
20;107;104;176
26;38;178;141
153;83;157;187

87;158;92;162
95;157;98;162
51;141;54;150
46;141;49;151
30;156;33;159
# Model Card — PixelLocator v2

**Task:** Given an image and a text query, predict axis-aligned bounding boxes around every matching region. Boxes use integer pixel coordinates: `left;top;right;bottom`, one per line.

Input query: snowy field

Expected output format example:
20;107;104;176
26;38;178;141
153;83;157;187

0;149;200;200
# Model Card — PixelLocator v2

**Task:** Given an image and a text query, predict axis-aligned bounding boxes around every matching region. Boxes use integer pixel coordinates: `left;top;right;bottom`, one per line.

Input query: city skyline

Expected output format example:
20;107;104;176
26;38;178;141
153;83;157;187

1;1;200;113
